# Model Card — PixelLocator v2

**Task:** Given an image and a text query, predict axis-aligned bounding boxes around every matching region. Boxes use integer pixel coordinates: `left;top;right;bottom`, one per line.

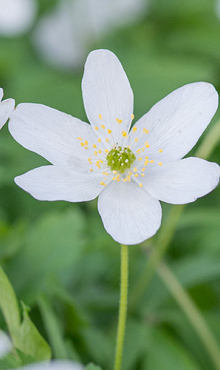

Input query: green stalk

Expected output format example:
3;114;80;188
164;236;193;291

158;262;220;370
114;244;129;370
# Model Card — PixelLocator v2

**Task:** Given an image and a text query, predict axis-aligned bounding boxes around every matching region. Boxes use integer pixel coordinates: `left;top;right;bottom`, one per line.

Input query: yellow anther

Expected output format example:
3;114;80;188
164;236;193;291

107;129;112;134
142;147;145;152
98;138;101;143
77;137;82;141
98;114;103;119
159;149;163;153
116;175;120;182
127;175;131;182
136;149;141;154
100;181;106;187
133;167;137;172
94;151;97;156
150;160;154;164
134;173;138;177
122;131;127;137
123;178;127;182
116;118;122;124
105;149;109;153
141;167;145;172
106;138;109;142
158;162;163;166
84;140;88;146
84;147;88;150
144;160;149;166
95;126;98;130
145;156;148;159
131;114;134;120
98;149;102;154
80;142;85;147
113;170;117;174
135;138;138;142
132;126;137;132
141;174;145;177
145;142;150;148
101;125;105;129
138;157;142;161
128;171;133;176
93;144;97;148
143;128;149;134
139;183;143;187
90;168;93;172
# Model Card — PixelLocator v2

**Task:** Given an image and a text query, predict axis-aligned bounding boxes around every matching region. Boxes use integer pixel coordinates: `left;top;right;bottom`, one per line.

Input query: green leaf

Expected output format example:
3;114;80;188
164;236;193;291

38;295;80;361
14;302;51;362
0;267;20;343
85;364;103;370
145;327;202;370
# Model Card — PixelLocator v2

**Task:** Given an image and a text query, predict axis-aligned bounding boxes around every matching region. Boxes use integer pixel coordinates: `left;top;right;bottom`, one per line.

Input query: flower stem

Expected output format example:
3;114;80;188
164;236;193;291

114;244;129;370
158;262;220;370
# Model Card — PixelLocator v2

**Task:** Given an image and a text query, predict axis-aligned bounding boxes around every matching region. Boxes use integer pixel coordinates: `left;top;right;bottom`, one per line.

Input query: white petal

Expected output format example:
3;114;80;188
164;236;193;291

0;332;11;358
98;180;162;245
0;88;3;101
9;103;102;166
143;157;220;204
15;166;105;202
16;360;83;370
131;82;218;161
0;98;15;129
82;49;133;145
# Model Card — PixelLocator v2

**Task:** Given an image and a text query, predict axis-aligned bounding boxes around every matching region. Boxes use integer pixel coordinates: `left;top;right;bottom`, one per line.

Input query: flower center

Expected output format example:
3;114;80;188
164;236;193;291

106;146;136;174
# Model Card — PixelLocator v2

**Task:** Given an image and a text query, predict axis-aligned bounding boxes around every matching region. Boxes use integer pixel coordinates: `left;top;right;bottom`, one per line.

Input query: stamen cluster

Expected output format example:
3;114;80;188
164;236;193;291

106;146;136;173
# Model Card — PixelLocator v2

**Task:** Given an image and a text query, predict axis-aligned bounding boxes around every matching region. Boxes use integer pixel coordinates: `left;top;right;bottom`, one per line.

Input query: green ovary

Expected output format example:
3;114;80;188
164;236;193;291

106;146;136;173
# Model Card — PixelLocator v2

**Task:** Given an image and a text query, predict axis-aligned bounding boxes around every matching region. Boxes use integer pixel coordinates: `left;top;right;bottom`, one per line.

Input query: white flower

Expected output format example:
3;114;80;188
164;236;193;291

0;331;11;358
0;333;83;369
0;0;37;37
9;50;220;245
0;88;15;129
33;0;147;70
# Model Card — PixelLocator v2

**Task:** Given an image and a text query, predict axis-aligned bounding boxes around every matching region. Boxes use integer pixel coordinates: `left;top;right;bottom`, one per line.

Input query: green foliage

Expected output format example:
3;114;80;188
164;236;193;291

1;1;220;369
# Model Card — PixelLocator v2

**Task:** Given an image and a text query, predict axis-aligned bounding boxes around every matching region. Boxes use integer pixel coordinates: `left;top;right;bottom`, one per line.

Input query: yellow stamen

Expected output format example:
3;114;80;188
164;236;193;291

138;157;142;161
158;162;163;166
135;138;138;143
133;167;137;172
159;149;163;153
101;125;105;129
85;140;88;146
100;181;106;186
132;126;137;132
94;151;97;156
128;171;133;176
144;160;149;166
106;138;109;142
116;118;122;124
90;168;93;172
98;149;102;154
122;131;127;137
131;114;134;120
105;149;109;153
136;149;141;154
77;137;82;141
107;129;112;134
141;167;145;172
143;128;149;134
134;173;138;177
139;183;143;187
95;126;98;130
93;144;97;148
150;160;154;164
98;138;101;143
80;142;85;147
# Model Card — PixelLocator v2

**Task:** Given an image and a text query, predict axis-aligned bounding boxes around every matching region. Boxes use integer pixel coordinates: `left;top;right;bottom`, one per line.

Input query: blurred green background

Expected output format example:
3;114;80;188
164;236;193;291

0;0;220;369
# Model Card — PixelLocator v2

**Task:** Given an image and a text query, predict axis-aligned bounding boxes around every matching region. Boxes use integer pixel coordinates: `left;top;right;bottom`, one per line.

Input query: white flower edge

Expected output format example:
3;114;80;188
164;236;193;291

13;361;83;370
0;88;15;129
0;331;11;358
8;50;220;245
